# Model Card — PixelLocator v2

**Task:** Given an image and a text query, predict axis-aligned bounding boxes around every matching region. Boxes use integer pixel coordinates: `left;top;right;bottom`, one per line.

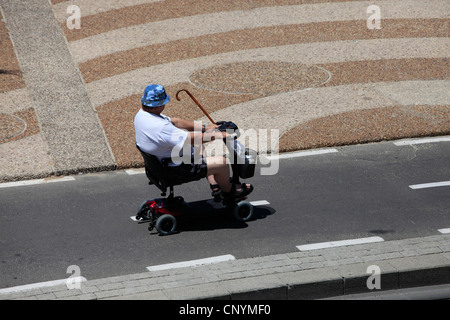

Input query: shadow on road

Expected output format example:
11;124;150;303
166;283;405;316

177;204;276;233
135;202;276;235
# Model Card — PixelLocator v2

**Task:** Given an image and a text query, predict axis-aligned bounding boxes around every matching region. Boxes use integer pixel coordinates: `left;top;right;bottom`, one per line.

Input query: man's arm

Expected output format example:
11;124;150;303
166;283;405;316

171;117;217;132
171;117;226;144
170;117;196;131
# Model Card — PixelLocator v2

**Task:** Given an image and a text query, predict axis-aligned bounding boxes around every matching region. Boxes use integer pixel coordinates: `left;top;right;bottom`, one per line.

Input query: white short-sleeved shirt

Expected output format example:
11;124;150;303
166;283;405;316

134;109;190;163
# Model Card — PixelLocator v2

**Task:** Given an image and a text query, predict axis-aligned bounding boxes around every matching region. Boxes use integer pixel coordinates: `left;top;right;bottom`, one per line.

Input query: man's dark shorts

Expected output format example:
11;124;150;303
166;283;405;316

165;157;208;185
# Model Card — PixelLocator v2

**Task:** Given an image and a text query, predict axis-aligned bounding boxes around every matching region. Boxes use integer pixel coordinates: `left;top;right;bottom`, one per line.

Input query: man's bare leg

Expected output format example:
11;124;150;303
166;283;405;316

206;156;232;193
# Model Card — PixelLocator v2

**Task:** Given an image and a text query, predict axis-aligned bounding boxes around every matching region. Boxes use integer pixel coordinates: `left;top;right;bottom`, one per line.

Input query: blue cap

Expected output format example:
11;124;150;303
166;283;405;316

141;84;170;107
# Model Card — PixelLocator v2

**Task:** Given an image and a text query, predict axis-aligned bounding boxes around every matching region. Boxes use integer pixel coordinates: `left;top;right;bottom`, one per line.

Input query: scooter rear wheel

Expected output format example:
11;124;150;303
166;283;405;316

233;201;254;222
136;201;150;221
155;214;177;235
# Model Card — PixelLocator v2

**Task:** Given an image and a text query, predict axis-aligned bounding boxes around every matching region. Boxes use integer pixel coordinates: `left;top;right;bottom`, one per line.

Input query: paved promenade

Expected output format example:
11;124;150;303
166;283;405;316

0;0;449;299
1;0;448;181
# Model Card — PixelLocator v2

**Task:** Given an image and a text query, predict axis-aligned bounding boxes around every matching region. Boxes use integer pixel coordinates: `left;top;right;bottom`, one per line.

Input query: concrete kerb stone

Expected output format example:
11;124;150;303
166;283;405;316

389;254;450;288
163;282;231;300
220;274;287;300
2;234;449;300
333;261;399;295
106;290;170;301
277;269;343;300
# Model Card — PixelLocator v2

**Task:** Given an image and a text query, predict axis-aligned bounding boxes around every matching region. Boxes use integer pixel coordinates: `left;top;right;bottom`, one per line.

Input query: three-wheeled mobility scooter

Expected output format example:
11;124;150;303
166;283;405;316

135;90;257;235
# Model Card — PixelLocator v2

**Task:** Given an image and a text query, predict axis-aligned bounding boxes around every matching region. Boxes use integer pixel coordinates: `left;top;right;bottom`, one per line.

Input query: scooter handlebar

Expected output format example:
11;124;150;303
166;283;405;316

216;121;240;139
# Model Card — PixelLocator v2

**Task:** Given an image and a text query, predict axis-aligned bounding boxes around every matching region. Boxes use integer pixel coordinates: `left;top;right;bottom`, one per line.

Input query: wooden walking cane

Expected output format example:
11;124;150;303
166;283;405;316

175;89;216;125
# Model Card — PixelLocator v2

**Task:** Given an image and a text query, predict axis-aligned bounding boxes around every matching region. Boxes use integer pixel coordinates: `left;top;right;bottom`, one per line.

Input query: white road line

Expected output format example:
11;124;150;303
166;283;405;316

393;136;450;146
264;148;338;161
409;181;450;190
0;176;75;189
146;254;235;272
0;277;86;295
125;168;145;175
296;236;384;251
438;228;450;234
249;200;270;206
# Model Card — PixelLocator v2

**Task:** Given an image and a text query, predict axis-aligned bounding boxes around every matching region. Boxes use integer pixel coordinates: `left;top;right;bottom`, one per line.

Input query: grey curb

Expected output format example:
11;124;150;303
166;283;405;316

1;234;449;300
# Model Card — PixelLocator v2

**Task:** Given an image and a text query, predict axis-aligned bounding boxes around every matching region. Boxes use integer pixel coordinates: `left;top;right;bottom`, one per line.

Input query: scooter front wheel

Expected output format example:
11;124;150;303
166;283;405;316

233;201;254;222
155;214;177;235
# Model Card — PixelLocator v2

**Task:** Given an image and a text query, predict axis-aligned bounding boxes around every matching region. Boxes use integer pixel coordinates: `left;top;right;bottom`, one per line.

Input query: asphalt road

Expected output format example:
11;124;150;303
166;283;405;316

1;138;449;289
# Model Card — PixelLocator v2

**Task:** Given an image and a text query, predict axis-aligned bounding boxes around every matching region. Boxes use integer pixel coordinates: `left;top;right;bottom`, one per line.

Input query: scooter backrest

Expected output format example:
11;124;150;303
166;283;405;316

136;145;168;191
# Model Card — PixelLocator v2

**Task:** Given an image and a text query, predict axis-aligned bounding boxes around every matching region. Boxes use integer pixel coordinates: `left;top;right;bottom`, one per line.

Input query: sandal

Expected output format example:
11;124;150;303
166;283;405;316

210;184;221;197
210;184;222;202
234;182;253;197
222;182;253;199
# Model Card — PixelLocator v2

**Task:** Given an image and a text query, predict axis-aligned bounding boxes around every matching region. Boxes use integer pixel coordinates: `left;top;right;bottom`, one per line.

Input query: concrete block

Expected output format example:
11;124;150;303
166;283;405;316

334;261;399;294
231;286;287;300
36;293;57;300
388;254;450;271
106;290;170;300
164;283;231;300
221;275;287;300
387;254;450;288
277;269;343;300
399;266;450;288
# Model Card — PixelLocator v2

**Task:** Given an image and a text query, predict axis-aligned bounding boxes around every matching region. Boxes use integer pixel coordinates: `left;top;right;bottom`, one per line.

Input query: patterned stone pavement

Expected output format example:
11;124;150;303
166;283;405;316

0;0;449;182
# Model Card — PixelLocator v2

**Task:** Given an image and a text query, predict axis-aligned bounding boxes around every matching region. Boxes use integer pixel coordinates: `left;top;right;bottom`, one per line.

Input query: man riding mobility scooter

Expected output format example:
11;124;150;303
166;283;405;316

135;89;257;235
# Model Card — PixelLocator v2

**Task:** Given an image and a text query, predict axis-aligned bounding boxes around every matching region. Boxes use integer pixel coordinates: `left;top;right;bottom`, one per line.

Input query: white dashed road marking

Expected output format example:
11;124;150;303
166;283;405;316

394;136;450;146
296;236;384;251
0;176;75;189
146;254;236;272
264;148;339;161
0;277;86;295
409;181;450;190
